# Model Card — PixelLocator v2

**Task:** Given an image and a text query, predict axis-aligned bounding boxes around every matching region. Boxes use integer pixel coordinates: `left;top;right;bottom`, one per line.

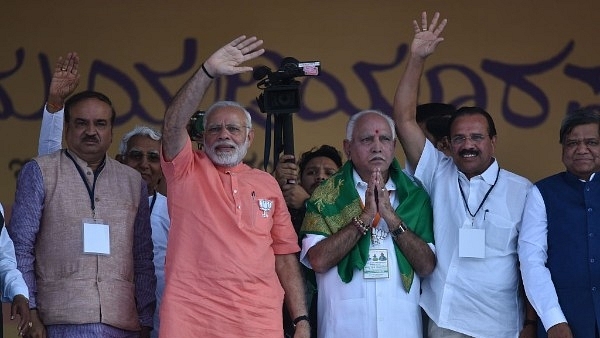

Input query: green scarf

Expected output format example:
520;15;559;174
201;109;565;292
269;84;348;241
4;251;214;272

300;159;433;292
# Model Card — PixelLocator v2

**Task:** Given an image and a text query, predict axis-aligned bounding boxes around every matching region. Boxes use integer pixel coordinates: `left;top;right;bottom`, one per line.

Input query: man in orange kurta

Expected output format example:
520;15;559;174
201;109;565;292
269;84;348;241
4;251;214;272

159;35;310;338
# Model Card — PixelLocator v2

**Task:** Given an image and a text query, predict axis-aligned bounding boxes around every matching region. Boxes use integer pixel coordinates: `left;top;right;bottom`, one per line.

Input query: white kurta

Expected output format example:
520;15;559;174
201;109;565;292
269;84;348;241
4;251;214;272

414;141;531;337
301;170;425;338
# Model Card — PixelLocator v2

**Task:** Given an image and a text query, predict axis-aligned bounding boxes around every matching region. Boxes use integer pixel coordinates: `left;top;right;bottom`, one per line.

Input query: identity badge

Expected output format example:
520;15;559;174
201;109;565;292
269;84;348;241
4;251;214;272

82;218;110;255
459;227;485;258
363;249;390;279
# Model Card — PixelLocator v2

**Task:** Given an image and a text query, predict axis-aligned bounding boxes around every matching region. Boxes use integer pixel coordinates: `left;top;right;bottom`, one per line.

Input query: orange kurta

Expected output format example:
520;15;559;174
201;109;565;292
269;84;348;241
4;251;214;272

159;139;299;338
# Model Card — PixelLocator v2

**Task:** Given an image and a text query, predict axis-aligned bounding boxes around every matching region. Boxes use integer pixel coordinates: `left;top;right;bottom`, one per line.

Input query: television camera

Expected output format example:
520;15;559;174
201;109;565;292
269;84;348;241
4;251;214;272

254;57;321;170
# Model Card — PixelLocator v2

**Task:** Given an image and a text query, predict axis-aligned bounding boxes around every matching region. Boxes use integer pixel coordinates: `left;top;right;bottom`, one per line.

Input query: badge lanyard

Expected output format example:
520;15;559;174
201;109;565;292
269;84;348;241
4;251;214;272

149;192;157;214
458;166;500;226
65;150;106;220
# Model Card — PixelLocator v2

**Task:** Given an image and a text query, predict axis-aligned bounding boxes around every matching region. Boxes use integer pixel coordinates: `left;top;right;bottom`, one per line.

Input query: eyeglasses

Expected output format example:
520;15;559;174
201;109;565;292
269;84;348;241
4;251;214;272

205;124;250;136
450;134;489;146
125;150;161;163
564;138;600;149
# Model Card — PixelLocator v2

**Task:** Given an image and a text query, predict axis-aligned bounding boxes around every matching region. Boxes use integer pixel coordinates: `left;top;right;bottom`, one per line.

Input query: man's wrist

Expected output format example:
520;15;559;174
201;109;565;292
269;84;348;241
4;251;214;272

359;212;374;226
292;314;310;327
46;101;64;112
201;63;215;79
13;294;28;300
391;220;408;237
351;217;369;236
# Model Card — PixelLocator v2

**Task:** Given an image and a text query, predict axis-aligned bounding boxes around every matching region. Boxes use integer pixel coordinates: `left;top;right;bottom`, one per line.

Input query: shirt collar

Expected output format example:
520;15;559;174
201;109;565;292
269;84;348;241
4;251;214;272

577;172;596;182
217;161;249;174
458;157;499;185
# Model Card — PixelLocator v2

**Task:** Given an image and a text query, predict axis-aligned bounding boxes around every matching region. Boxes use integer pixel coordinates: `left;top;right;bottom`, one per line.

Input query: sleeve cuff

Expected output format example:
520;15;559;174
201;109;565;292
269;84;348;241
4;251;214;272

540;306;567;332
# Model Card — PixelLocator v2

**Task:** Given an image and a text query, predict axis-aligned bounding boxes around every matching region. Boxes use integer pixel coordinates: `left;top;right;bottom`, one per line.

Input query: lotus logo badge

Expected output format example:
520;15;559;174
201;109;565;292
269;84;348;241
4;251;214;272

258;199;273;218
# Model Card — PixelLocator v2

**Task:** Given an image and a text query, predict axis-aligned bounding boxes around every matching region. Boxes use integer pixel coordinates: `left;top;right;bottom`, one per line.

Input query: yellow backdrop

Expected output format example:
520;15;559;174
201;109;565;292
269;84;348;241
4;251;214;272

1;6;599;214
3;1;600;207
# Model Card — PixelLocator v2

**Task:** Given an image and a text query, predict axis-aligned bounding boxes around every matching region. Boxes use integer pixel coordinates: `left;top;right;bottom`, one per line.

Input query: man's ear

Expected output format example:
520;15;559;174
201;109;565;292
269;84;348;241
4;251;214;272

343;139;351;160
247;128;255;145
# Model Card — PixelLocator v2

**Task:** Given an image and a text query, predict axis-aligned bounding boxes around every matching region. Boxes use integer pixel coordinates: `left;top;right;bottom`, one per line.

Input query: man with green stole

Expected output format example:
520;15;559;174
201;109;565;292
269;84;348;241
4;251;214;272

300;109;435;338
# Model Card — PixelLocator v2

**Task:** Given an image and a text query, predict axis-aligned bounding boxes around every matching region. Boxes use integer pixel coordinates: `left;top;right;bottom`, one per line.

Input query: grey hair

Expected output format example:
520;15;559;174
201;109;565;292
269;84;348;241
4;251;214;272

204;101;252;128
345;109;396;141
119;126;162;155
559;108;600;144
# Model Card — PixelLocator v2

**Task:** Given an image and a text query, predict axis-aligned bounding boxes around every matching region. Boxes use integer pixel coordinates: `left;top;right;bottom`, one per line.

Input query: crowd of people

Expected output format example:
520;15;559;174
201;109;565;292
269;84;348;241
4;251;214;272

0;10;597;338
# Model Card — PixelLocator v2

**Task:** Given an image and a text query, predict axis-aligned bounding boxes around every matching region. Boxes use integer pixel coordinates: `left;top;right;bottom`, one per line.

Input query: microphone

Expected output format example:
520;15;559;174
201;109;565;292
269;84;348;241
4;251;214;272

253;65;272;88
252;65;271;81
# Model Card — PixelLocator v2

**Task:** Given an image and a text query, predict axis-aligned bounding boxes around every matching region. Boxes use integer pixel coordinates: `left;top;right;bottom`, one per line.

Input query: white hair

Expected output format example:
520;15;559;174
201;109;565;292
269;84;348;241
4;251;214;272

345;109;396;141
204;101;252;128
119;126;162;155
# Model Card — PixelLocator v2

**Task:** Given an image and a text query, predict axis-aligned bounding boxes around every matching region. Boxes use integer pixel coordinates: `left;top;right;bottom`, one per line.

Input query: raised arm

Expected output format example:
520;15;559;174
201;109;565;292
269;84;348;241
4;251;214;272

393;12;447;168
47;52;80;113
38;52;80;155
162;35;264;161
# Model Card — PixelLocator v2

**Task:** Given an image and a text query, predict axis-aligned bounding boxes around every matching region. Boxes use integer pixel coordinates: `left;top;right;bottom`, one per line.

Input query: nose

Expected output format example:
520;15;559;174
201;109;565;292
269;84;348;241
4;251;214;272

216;126;231;140
372;139;383;152
315;170;327;182
85;123;96;135
139;155;150;168
575;141;590;153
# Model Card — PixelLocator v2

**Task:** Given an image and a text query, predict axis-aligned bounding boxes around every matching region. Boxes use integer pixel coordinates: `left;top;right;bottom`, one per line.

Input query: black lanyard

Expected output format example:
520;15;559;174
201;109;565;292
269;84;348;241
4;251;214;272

149;192;157;214
65;150;106;219
458;166;500;220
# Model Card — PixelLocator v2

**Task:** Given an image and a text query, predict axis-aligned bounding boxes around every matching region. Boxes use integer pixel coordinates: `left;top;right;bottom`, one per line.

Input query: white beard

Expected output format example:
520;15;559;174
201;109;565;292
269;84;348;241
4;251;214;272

205;139;249;167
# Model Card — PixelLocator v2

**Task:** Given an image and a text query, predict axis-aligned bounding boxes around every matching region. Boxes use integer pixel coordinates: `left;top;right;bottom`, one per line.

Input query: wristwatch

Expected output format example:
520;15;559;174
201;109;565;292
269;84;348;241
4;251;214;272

391;221;407;237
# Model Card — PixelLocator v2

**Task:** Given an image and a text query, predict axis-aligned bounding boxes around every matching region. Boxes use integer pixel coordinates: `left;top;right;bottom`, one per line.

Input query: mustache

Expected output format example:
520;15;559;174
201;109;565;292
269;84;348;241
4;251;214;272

212;140;237;149
459;149;479;157
82;135;99;143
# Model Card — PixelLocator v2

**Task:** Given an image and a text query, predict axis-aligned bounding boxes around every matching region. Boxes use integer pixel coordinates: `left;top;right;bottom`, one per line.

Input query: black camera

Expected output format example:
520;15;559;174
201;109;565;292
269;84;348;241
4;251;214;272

254;57;321;170
254;58;320;115
262;85;301;114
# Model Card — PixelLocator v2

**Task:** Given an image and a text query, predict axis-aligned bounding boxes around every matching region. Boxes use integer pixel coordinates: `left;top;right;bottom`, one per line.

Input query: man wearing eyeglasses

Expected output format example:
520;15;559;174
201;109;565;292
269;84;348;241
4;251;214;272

159;36;309;338
393;12;534;338
519;108;600;338
118;127;169;338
